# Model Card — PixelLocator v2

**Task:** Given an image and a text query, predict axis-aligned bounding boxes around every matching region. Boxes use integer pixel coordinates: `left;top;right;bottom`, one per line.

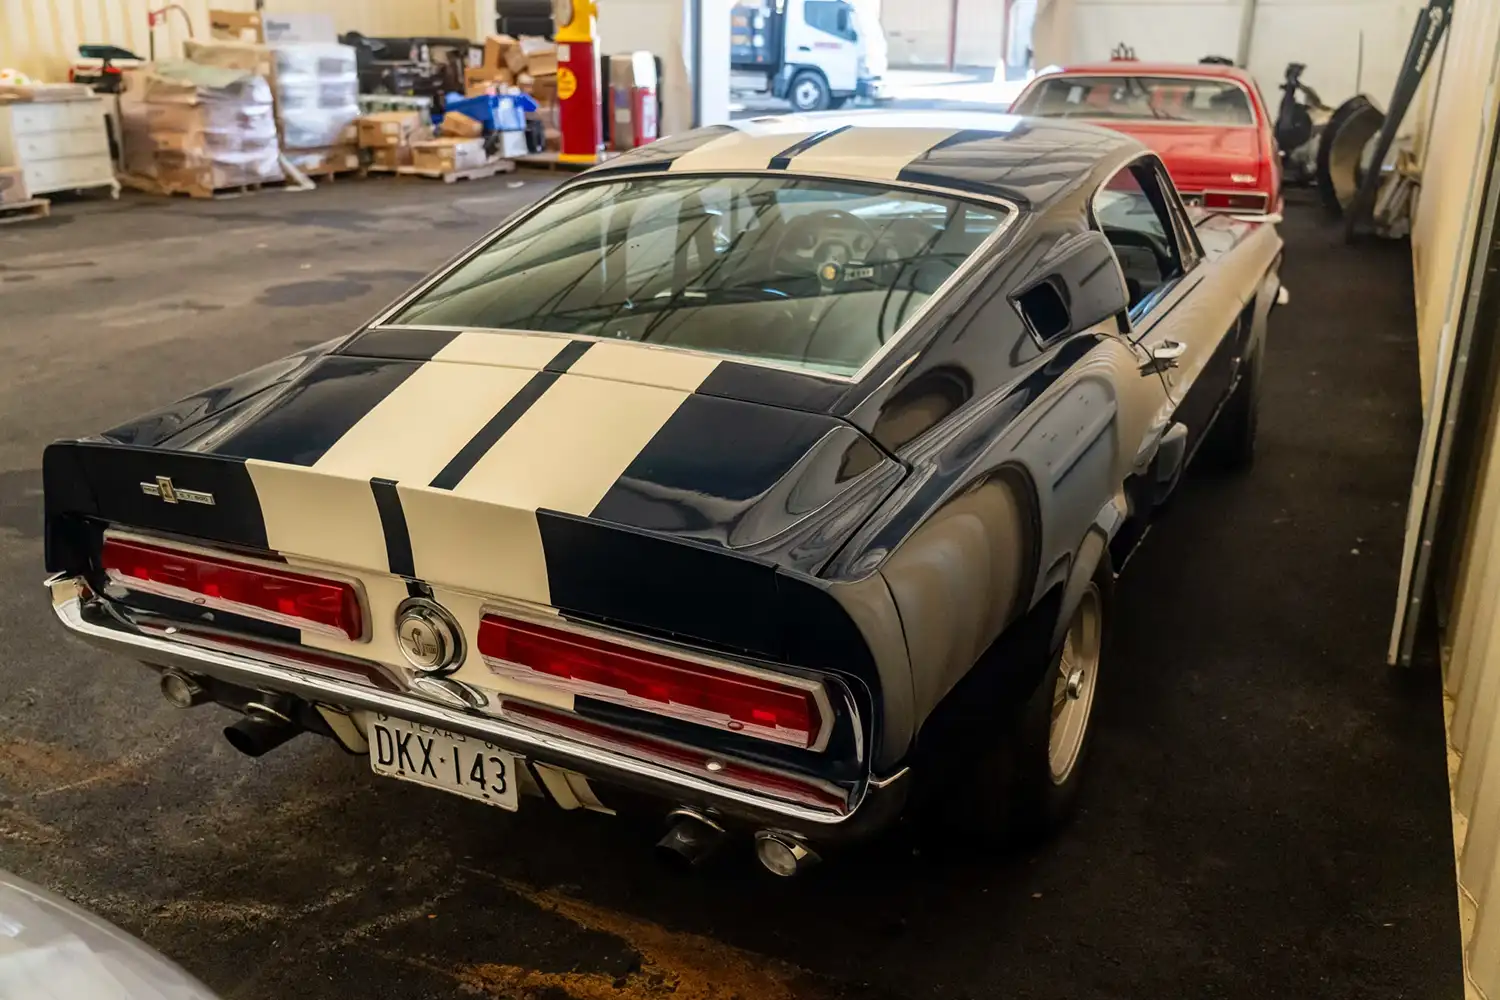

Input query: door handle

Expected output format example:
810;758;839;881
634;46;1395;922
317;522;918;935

1140;340;1185;375
797;45;812;51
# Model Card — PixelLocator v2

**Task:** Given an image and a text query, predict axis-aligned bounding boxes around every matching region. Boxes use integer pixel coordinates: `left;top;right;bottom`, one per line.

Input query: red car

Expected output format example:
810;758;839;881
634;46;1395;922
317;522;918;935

1010;59;1282;217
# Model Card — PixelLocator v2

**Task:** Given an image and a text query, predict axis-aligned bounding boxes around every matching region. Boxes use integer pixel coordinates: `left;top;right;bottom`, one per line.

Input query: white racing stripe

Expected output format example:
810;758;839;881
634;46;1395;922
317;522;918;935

432;330;573;369
785;127;958;181
312;359;544;485
245;459;389;572
400;372;707;604
566;341;721;391
669;128;819;172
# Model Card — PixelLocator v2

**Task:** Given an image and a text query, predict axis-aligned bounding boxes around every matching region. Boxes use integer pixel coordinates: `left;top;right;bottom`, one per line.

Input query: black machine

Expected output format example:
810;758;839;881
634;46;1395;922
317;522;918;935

339;33;475;98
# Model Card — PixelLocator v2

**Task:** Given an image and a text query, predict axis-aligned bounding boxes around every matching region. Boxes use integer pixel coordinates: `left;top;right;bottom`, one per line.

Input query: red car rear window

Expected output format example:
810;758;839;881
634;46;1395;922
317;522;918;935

1013;75;1256;127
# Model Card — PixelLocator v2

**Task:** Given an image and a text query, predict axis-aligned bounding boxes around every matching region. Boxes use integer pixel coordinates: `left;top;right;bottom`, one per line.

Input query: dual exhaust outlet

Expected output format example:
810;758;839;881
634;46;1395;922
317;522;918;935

656;808;820;877
163;671;821;875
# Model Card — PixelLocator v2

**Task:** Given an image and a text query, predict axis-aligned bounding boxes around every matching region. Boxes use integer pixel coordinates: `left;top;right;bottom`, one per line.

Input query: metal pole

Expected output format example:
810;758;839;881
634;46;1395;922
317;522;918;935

1236;0;1258;68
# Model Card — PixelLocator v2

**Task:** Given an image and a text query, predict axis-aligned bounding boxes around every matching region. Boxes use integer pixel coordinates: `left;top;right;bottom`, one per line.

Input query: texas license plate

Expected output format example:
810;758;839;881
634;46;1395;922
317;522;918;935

368;714;519;811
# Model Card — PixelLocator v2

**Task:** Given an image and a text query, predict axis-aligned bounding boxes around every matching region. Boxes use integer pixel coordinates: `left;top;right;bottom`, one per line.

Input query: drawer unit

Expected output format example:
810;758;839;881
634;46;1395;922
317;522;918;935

0;99;119;199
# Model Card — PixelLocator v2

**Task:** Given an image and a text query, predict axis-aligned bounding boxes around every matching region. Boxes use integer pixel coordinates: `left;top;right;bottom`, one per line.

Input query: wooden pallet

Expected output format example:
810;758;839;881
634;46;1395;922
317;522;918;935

118;172;280;200
396;158;516;183
0;198;50;225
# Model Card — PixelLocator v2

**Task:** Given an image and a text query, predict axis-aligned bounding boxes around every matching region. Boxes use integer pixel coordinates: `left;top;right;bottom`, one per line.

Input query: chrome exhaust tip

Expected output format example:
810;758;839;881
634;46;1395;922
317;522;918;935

655;808;726;868
753;831;820;877
159;671;208;709
223;701;300;758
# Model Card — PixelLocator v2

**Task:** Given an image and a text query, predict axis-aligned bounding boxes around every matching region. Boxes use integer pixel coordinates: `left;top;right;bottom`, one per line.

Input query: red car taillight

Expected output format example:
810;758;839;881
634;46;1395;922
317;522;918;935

1203;190;1270;213
477;613;828;749
504;702;848;812
101;536;363;640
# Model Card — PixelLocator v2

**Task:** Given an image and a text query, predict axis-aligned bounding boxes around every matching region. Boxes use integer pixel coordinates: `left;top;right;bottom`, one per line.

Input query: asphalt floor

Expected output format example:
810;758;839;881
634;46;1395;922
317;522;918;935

0;179;1464;999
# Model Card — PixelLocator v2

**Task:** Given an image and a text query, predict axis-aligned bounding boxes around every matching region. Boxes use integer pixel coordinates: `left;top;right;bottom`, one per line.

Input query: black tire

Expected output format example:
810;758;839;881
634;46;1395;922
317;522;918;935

1204;343;1263;471
788;71;832;112
921;560;1114;849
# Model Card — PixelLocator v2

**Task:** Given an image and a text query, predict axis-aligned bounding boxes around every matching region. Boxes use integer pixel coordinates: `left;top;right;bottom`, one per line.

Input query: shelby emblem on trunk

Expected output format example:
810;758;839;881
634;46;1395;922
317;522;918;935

139;476;215;506
395;598;465;675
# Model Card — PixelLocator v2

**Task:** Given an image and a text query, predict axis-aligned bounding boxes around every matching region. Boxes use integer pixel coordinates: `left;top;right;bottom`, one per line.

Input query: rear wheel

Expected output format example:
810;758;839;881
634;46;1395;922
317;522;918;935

924;562;1113;849
1204;344;1263;471
788;71;832;112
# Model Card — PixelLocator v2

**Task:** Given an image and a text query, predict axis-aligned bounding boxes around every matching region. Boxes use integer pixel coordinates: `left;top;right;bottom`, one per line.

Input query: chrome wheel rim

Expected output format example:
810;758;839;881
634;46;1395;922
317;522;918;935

1049;582;1102;785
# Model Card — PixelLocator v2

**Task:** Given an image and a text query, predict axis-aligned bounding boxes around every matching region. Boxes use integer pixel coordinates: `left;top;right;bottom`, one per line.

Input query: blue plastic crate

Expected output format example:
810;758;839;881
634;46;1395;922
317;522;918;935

440;92;538;133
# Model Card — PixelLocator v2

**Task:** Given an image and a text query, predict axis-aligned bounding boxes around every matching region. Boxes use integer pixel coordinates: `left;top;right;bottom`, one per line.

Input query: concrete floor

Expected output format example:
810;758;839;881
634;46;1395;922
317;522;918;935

0;180;1465;1000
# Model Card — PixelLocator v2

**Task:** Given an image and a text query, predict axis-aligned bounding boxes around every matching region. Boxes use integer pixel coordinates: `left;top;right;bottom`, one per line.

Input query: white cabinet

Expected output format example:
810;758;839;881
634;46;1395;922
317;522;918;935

0;98;119;199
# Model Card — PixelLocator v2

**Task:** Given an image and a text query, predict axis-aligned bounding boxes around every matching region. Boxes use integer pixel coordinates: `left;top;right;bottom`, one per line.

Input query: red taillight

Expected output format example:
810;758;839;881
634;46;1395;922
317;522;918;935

1203;190;1269;213
477;614;827;749
101;537;363;640
504;702;848;811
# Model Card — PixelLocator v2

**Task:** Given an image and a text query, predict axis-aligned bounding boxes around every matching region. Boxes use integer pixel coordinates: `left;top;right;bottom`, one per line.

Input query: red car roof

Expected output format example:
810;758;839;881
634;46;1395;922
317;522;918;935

1047;61;1258;85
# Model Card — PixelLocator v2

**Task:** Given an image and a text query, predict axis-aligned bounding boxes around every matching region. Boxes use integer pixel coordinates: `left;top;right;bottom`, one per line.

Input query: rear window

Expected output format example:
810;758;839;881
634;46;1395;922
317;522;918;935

1012;75;1256;126
388;175;1009;377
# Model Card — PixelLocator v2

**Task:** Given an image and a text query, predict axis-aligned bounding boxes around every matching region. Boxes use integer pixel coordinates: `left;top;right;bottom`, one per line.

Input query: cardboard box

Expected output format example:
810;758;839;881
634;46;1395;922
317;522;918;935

370;145;413;170
525;51;558;76
526;72;557;104
464;66;514;96
411;137;488;174
0;166;28;205
357;110;424;148
285;145;360;174
482;34;517;71
442;111;484;138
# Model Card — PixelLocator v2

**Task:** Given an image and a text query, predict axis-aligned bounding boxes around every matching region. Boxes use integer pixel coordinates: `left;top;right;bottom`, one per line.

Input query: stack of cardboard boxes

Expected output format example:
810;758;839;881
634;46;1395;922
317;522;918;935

468;34;559;150
183;38;361;177
119;62;284;195
271;43;360;175
356;109;427;171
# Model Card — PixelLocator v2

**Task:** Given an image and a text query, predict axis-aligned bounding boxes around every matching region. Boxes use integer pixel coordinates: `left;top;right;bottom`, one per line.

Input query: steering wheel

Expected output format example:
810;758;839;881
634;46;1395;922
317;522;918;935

1104;227;1173;274
770;209;881;287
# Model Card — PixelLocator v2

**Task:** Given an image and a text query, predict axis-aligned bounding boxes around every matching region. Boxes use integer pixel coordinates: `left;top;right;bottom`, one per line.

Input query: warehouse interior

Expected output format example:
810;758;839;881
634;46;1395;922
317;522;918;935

0;1;1498;998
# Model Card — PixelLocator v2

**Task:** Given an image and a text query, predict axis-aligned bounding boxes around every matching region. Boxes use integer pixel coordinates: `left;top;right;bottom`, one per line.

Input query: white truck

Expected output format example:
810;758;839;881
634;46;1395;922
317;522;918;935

730;0;887;112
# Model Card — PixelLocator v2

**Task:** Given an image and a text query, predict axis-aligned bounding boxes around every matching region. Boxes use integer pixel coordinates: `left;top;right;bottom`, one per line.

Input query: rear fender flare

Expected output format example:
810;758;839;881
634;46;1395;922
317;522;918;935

1050;524;1111;654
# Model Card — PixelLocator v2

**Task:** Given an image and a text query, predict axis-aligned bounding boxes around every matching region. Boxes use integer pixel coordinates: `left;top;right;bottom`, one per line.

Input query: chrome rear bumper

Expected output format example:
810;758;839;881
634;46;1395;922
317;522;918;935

50;586;906;839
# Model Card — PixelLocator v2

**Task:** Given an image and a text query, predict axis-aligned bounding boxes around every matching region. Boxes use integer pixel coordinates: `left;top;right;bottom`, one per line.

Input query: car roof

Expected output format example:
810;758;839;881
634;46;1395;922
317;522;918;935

1043;61;1257;84
581;111;1144;212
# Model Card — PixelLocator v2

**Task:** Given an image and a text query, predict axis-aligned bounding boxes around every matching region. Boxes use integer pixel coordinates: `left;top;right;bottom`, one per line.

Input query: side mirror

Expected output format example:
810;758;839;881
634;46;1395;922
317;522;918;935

1012;231;1130;342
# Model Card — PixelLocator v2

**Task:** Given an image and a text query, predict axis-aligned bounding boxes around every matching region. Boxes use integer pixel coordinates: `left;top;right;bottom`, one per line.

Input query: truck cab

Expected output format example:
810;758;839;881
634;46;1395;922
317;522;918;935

731;0;887;112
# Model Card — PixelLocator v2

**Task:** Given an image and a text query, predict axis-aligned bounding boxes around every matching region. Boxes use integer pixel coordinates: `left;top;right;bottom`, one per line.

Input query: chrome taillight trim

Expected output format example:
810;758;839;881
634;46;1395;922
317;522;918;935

48;583;860;825
101;529;370;642
476;601;839;753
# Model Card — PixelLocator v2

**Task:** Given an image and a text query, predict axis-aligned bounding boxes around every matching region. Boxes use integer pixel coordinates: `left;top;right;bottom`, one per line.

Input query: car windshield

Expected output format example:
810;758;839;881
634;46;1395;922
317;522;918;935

388;174;1009;377
1012;75;1256;126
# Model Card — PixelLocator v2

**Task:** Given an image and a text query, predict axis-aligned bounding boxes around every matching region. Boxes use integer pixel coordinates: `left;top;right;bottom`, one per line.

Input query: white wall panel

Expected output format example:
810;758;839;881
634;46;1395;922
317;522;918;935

1;0;449;82
954;0;1006;68
1069;0;1242;66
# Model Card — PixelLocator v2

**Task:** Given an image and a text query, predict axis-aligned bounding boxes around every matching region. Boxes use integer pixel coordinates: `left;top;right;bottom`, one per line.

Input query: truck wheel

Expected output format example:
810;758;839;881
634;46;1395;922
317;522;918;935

921;561;1113;849
789;71;832;112
1205;343;1263;471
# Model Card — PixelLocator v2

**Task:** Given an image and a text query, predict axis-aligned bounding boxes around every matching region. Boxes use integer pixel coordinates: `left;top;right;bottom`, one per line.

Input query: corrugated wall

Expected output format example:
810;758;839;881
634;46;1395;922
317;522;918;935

1445;368;1500;1000
1412;2;1500;995
0;0;452;82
